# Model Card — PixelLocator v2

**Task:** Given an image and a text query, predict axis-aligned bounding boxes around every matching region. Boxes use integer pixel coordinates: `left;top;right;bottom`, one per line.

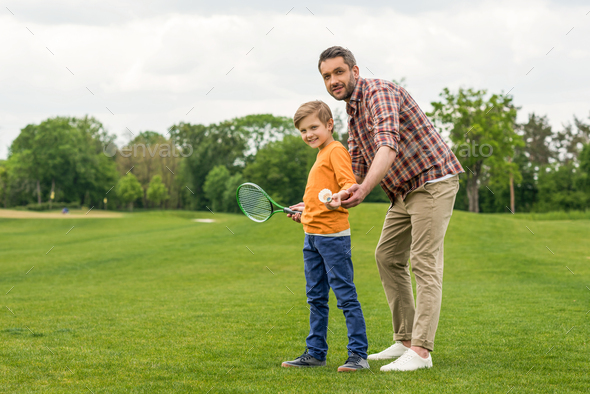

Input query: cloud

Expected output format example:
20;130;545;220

1;0;589;159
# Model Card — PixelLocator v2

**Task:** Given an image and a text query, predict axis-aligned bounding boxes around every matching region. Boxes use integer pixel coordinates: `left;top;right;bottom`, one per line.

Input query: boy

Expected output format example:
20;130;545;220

281;100;369;372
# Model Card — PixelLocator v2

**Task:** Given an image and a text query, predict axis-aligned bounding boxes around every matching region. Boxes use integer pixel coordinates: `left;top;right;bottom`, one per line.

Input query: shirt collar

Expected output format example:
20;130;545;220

346;77;365;116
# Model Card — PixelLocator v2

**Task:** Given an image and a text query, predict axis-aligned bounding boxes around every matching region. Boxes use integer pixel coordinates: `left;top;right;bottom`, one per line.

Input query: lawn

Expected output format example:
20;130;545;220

1;205;588;393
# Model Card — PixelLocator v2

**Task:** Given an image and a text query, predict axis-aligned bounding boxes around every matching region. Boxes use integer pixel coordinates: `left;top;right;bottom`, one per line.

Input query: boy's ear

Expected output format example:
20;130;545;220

328;118;334;133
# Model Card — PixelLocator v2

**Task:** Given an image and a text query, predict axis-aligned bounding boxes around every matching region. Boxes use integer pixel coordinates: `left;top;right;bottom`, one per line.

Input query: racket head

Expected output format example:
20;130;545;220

236;183;275;222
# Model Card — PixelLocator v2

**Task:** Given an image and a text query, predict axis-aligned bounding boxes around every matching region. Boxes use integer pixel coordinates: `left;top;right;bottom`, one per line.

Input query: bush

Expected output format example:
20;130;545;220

116;173;143;211
146;175;169;208
204;165;230;212
25;201;81;211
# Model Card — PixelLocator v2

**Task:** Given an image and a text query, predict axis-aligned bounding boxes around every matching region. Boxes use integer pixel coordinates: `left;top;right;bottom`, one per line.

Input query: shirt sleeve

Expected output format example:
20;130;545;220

366;84;400;154
331;145;357;191
347;134;368;179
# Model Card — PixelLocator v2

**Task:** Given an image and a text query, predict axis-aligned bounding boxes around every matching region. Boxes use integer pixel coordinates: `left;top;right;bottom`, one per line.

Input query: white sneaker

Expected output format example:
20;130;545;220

380;349;433;372
367;341;410;360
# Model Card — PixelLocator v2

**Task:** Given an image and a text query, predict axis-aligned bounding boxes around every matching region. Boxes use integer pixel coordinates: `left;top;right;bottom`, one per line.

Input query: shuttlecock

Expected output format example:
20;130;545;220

318;189;333;203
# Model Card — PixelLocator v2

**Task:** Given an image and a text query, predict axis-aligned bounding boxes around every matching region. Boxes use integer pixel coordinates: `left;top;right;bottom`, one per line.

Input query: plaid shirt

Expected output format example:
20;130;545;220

346;77;464;203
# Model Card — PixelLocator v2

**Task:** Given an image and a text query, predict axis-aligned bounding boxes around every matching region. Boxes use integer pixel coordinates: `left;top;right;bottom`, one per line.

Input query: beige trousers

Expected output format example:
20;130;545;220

375;176;459;351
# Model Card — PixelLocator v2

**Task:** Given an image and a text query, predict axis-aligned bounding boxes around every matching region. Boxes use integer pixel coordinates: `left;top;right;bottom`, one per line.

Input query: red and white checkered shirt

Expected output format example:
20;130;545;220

346;77;464;203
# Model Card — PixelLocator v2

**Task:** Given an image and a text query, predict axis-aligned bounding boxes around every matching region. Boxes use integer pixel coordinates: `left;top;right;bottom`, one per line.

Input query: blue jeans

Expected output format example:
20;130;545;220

303;234;368;360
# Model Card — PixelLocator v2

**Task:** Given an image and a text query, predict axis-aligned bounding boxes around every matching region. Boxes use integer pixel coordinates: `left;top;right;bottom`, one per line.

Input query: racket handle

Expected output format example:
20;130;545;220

283;208;302;215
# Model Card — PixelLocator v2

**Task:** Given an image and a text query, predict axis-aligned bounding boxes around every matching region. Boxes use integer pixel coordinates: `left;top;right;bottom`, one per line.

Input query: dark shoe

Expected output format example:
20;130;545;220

337;354;370;372
281;349;326;368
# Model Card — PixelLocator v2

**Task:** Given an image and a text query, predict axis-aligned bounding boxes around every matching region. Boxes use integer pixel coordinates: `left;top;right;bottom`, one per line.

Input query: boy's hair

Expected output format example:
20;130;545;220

293;100;333;131
318;46;357;72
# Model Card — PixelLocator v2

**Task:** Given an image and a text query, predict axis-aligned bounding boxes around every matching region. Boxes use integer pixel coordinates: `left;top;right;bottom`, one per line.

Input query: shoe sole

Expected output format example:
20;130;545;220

381;365;432;372
337;366;362;372
281;362;325;368
367;355;403;361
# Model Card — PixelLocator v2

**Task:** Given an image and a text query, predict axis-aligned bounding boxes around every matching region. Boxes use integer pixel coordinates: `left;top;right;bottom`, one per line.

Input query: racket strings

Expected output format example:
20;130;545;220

238;185;273;222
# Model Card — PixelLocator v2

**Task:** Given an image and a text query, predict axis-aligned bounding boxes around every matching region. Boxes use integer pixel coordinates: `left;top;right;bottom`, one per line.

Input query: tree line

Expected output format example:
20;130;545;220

1;87;589;214
429;88;590;213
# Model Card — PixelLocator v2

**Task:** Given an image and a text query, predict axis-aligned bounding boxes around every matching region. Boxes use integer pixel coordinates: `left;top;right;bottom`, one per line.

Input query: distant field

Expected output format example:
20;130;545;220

0;209;124;219
1;205;588;393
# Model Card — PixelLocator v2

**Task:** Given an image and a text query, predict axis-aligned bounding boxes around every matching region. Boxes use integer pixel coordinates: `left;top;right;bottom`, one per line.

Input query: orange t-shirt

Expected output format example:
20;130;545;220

301;140;357;234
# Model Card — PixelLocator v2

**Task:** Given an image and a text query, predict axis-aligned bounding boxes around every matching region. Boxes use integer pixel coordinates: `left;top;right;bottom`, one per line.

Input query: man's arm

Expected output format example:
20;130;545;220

359;145;397;192
341;146;396;208
342;84;401;208
348;133;368;183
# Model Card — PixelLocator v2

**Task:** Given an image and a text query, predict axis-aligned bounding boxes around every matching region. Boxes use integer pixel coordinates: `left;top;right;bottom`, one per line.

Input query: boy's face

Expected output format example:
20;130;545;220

319;56;359;102
298;114;334;150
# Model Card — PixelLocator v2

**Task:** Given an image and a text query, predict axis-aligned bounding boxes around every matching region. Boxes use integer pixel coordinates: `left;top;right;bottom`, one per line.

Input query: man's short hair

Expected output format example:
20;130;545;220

293;100;333;131
318;46;357;72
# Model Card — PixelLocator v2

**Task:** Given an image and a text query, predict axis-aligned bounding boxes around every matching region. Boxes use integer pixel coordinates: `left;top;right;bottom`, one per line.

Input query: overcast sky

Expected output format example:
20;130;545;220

1;0;589;159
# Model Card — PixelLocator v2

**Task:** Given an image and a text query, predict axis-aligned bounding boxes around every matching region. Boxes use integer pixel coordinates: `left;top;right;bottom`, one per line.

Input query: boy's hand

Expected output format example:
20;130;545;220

324;190;350;210
287;202;304;223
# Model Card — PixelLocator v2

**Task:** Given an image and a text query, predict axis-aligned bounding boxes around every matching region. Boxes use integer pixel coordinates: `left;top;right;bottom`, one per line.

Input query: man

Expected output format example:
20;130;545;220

289;46;463;372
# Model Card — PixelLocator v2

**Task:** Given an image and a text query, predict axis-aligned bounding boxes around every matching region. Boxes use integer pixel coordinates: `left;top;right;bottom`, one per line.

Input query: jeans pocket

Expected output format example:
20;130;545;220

423;181;435;196
341;236;351;256
341;237;354;282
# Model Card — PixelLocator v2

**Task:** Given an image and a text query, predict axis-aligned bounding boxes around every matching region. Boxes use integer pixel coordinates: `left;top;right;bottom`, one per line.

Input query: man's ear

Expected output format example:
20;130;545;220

352;65;360;80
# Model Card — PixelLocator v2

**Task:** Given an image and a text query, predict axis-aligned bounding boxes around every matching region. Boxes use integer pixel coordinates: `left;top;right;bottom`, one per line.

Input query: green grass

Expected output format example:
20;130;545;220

510;210;590;221
1;205;588;393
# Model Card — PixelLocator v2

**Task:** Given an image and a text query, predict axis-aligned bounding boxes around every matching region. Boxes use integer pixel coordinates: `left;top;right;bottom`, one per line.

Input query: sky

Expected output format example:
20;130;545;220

1;0;589;159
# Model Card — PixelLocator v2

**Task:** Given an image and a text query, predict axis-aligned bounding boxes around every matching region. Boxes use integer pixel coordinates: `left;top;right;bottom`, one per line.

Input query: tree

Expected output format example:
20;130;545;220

169;114;297;210
146;175;169;208
223;172;245;213
116;131;183;209
535;163;588;212
69;116;119;206
232;114;299;159
243;135;316;205
0;161;8;208
170;123;245;210
8;119;75;204
554;114;590;164
203;165;231;213
518;113;555;165
7;116;118;207
392;77;408;88
332;108;348;148
124;132;164;205
116;173;143;211
573;143;590;205
580;143;590;175
0;158;36;208
498;113;557;213
429;88;523;212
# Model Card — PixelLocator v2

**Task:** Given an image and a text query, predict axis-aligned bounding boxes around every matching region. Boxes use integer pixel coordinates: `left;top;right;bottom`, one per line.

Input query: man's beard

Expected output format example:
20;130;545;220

331;74;356;101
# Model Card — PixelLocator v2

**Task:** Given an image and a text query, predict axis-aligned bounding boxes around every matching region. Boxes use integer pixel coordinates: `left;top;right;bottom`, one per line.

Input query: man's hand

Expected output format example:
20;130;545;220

324;190;350;211
287;202;304;223
341;184;370;208
342;146;396;209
